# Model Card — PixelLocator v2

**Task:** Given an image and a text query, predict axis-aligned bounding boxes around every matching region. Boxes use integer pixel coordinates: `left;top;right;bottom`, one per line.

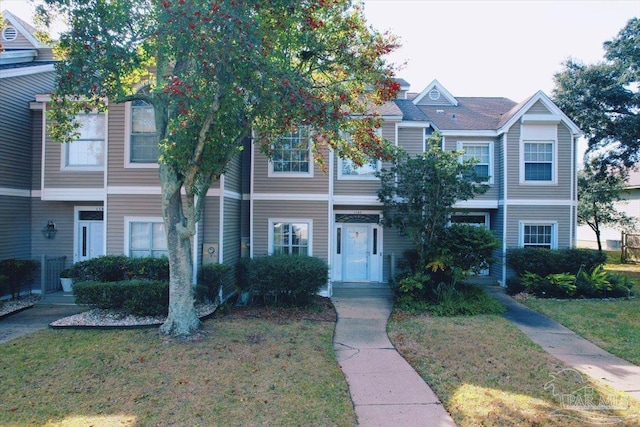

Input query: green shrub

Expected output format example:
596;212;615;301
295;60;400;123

248;255;328;305
396;282;505;316
0;274;7;296
0;259;39;299
68;256;169;282
235;258;252;292
197;264;231;303
442;224;500;274
506;248;605;277
73;280;169;316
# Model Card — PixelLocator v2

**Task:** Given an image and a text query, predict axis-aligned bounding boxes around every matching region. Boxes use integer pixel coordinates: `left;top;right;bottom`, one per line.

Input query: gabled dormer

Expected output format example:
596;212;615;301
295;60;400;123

412;79;458;107
1;9;55;65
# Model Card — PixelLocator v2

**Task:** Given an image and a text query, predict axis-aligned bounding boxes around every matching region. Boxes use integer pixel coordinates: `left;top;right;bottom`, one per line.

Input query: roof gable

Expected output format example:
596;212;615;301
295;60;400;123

413;79;458;107
497;90;582;135
2;10;48;49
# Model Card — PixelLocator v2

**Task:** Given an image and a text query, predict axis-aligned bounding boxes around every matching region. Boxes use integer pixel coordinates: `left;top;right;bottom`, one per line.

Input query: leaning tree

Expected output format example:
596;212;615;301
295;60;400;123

37;0;399;336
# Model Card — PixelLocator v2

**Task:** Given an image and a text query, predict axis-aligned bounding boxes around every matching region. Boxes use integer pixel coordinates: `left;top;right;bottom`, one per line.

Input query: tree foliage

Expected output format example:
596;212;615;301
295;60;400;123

553;17;640;169
577;160;636;251
378;132;491;268
37;0;399;336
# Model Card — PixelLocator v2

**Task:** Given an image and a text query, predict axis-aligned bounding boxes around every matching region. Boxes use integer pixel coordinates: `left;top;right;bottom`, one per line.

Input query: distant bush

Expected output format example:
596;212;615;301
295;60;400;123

73;280;169;316
248;255;328;305
197;263;231;303
0;259;39;299
68;256;169;282
506;248;605;277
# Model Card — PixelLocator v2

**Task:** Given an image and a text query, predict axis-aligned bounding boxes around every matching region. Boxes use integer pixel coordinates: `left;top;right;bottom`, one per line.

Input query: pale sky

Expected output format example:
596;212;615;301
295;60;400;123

363;0;639;101
3;0;639;102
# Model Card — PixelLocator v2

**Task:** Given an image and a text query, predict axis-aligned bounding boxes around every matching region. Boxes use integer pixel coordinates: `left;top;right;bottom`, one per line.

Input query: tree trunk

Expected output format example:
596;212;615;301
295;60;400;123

159;187;202;336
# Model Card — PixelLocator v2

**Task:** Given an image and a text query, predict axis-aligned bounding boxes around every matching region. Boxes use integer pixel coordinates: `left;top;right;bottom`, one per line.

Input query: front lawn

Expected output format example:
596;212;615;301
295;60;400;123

388;311;640;426
0;301;356;427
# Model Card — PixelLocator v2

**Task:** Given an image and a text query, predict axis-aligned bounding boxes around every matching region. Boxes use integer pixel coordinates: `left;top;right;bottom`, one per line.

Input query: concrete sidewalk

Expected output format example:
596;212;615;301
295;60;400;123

0;294;84;344
485;285;640;402
332;292;456;427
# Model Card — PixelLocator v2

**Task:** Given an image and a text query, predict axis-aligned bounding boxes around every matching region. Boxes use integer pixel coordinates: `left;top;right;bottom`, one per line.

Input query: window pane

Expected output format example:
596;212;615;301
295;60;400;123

524;225;552;249
342;158;379;177
76;114;105;139
272;128;310;173
272;222;309;255
130;223;149;251
524;142;553;181
525;163;552;181
131;135;159;163
152;223;167;251
67;139;104;166
132;103;156;133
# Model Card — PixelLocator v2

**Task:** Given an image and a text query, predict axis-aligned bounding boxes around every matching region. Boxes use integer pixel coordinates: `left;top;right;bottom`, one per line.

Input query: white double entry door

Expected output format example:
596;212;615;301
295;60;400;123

333;223;382;282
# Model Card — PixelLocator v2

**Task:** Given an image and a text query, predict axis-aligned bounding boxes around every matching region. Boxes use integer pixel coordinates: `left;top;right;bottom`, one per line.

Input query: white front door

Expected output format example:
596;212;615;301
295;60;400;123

335;223;382;282
76;209;105;262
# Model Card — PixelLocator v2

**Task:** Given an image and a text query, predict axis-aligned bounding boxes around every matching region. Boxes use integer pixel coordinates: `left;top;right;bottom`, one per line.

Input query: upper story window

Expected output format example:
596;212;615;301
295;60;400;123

523;141;553;182
270;220;311;255
339;157;380;180
520;222;556;250
459;142;493;184
130;100;158;164
65;113;105;168
269;127;313;177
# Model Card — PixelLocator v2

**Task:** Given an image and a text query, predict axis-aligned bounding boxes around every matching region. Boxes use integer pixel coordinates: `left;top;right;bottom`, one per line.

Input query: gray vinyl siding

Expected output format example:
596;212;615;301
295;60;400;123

223;149;243;194
381;226;413;282
30;200;85;264
31;110;43;189
223;197;241;264
0;196;31;260
252;200;329;261
107;102;161;187
201;197;221;250
398;127;423;156
1;28;34;49
106;194;163;255
527;100;552;115
0;71;55;189
504;205;573;249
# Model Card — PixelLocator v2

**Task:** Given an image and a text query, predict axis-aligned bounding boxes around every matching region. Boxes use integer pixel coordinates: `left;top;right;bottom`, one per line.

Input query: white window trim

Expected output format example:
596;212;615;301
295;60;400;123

124;216;167;256
267;131;314;178
518;221;558;250
457;141;494;185
61;111;107;171
337;157;381;180
267;219;313;256
124;101;159;169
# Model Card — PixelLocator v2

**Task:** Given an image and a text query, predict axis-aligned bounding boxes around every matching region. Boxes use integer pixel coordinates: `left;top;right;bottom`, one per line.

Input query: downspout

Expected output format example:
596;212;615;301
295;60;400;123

327;148;334;297
501;132;508;286
249;130;255;259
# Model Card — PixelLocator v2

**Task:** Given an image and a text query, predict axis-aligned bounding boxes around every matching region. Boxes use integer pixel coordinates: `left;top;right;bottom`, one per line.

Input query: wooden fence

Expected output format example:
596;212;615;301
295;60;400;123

621;232;640;263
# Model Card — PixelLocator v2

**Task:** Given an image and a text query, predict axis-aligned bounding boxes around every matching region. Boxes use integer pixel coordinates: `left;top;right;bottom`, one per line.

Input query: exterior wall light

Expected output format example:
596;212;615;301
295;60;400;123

42;220;57;239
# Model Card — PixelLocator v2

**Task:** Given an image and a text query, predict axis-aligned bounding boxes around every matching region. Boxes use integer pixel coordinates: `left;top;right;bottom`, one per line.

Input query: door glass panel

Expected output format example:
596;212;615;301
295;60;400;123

345;225;368;281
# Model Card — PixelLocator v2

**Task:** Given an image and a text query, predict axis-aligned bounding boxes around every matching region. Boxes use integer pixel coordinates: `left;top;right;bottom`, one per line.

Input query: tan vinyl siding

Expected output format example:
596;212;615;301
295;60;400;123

333;162;380;196
106;194;163;255
252;200;328;261
252;144;329;194
444;136;500;201
504;205;573;249
506;122;573;200
1;28;34;49
107;102;161;187
527;100;552;115
0;71;55;188
398;127;423;156
0;196;31;259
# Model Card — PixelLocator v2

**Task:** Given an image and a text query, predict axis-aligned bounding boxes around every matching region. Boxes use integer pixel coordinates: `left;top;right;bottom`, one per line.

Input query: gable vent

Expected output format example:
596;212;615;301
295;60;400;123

428;89;441;101
2;26;18;42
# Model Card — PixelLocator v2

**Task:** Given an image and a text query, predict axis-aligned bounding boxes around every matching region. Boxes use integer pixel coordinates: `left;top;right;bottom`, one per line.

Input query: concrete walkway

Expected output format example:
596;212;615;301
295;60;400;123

332;287;456;427
0;293;84;344
485;285;640;402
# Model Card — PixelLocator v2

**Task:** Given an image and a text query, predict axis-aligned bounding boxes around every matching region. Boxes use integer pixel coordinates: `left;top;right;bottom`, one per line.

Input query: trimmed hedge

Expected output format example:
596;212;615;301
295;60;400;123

73;280;169;316
68;255;169;282
197;263;231;303
248;255;328;305
0;259;39;299
506;248;606;277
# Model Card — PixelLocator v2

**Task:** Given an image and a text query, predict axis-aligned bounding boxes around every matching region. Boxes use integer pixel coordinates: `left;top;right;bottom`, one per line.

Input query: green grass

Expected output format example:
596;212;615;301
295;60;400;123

388;311;640;427
521;250;640;366
0;308;356;427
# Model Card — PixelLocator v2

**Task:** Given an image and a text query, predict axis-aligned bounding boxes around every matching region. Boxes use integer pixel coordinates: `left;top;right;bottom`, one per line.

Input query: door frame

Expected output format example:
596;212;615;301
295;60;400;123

332;211;383;283
73;206;105;262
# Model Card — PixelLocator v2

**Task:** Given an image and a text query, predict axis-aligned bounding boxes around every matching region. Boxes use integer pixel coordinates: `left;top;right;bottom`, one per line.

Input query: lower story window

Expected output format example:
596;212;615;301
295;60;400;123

130;221;168;257
270;221;310;255
522;223;555;249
